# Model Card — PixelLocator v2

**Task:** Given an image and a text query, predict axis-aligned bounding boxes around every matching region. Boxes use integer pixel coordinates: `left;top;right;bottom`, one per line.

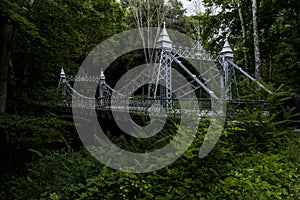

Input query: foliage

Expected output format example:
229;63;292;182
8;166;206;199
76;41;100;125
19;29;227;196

3;94;300;199
193;0;300;93
122;0;187;30
0;113;72;148
0;0;300;199
209;151;300;199
3;131;299;199
224;87;299;153
0;0;40;38
5;0;127;112
3;148;102;199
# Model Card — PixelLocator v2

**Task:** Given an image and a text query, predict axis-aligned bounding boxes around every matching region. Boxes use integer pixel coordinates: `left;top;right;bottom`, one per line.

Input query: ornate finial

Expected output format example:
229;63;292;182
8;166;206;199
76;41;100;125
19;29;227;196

100;68;105;80
156;22;173;50
60;68;66;78
220;39;234;59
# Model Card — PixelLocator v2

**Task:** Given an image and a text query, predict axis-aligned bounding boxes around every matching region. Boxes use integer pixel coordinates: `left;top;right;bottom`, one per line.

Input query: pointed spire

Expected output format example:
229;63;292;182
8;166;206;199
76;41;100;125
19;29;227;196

100;68;105;80
220;39;234;59
156;22;173;50
60;68;66;79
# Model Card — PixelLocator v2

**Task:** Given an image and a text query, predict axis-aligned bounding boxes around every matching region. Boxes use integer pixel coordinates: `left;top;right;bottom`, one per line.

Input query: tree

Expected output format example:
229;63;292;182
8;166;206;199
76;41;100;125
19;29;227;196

2;0;127;113
0;0;25;112
258;0;300;91
122;0;187;64
0;15;14;113
123;0;165;63
237;0;249;70
252;0;261;79
164;0;187;33
190;0;203;14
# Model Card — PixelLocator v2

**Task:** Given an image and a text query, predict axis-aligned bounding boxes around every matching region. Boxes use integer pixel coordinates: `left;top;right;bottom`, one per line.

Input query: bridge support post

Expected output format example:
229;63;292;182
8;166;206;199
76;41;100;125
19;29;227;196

58;68;66;95
149;22;173;110
220;39;234;101
98;69;106;98
97;69;107;107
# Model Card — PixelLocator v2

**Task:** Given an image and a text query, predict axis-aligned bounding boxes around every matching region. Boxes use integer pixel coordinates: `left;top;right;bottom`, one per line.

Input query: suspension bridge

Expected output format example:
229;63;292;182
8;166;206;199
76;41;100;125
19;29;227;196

57;24;271;117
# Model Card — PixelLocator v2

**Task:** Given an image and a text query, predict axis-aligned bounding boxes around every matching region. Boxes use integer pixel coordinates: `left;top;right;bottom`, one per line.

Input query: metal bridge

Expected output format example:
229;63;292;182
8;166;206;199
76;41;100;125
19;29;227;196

58;24;271;117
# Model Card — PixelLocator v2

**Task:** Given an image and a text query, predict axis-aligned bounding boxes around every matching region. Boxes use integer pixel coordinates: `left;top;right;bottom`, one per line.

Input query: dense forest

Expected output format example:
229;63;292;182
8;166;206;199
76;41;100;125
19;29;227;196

0;0;300;199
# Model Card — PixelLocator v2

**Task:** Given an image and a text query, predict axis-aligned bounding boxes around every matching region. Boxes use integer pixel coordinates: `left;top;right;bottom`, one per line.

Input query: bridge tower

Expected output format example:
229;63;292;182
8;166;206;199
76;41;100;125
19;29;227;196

149;22;173;108
58;68;66;95
98;69;106;98
220;39;234;101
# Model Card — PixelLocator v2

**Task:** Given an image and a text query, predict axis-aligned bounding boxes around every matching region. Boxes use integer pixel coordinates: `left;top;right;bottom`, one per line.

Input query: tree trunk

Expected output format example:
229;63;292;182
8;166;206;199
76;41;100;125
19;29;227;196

192;0;202;14
269;54;272;80
0;17;15;113
237;0;249;70
252;0;261;79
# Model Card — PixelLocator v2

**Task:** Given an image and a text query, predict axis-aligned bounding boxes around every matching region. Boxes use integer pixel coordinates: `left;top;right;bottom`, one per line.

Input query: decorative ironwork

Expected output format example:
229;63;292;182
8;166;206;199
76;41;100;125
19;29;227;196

58;24;272;116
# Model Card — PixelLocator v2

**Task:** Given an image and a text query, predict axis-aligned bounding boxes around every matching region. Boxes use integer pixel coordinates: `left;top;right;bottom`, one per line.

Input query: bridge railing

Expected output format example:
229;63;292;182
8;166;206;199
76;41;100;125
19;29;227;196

71;96;213;114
